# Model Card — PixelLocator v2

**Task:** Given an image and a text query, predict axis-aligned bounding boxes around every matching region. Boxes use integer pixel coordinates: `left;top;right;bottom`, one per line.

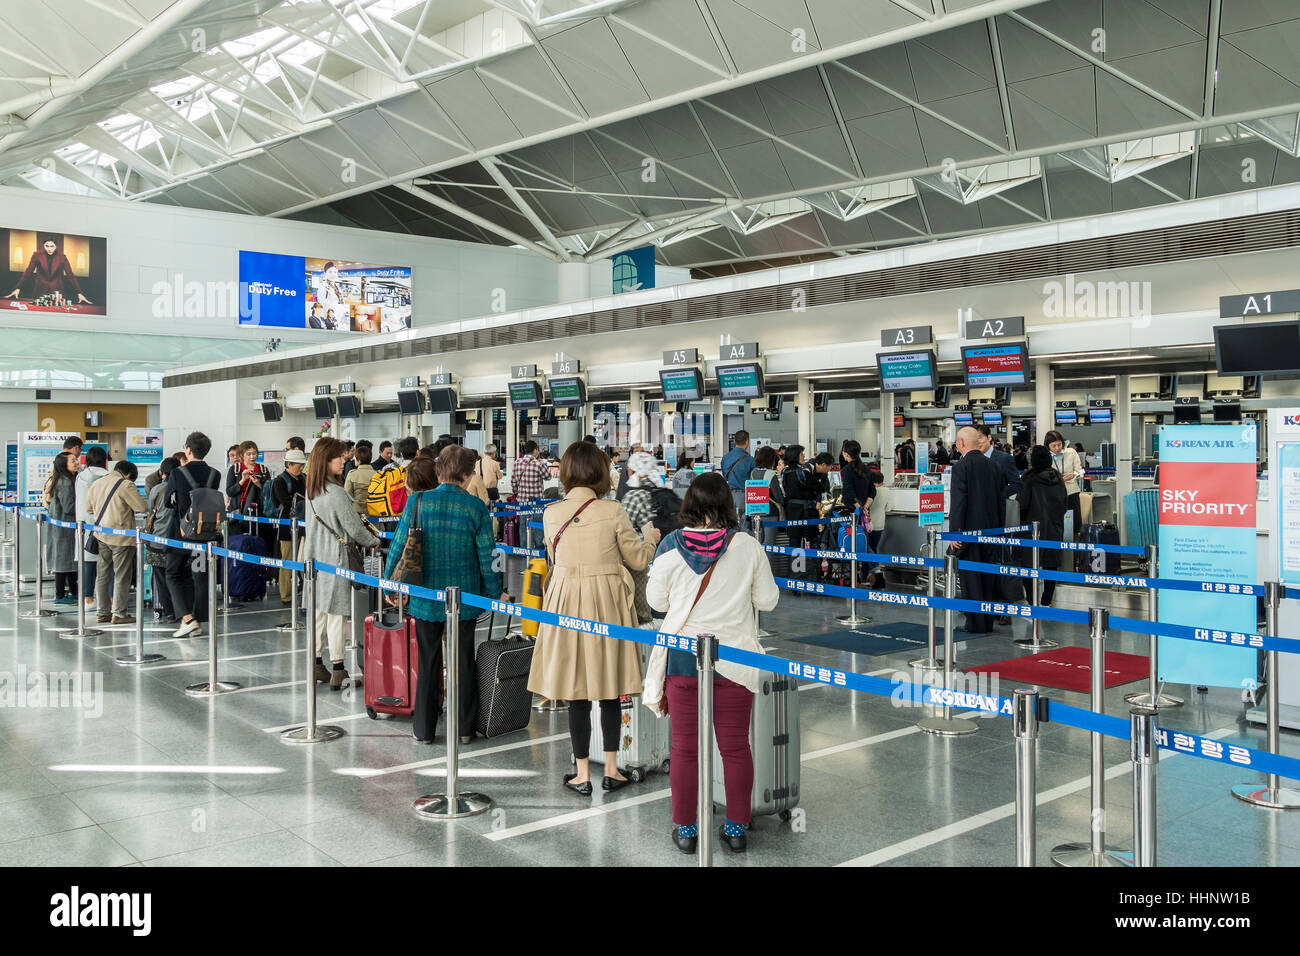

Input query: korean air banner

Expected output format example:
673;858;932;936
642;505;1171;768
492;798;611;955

1157;424;1257;690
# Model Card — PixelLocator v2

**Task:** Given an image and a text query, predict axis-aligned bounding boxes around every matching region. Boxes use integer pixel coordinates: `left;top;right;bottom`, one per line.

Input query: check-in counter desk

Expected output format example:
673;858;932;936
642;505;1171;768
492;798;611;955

877;476;949;588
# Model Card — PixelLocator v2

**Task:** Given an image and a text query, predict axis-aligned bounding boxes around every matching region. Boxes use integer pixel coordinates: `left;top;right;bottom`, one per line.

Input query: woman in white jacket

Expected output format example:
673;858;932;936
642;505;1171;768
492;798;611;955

644;471;779;856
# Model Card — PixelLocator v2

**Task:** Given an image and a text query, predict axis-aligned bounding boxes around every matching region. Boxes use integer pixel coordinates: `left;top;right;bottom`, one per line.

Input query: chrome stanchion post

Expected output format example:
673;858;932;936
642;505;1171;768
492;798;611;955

59;521;102;638
750;514;767;637
1014;688;1039;867
910;527;941;670
281;560;344;743
413;586;493;819
221;521;230;613
22;514;56;618
1126;543;1181;708
1232;581;1300;808
696;632;717;868
836;511;870;627
1130;706;1158;866
277;518;300;633
5;506;27;601
1052;607;1130;866
116;529;162;665
1016;520;1057;649
186;542;239;695
918;553;978;737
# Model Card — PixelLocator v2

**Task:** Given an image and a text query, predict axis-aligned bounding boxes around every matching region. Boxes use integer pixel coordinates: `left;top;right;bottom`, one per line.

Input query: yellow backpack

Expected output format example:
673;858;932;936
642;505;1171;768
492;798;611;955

366;465;407;517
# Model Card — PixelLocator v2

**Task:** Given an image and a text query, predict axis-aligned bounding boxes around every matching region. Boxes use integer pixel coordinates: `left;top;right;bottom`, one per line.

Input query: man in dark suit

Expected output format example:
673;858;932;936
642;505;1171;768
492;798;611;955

978;425;1022;497
979;424;1026;614
949;426;1004;633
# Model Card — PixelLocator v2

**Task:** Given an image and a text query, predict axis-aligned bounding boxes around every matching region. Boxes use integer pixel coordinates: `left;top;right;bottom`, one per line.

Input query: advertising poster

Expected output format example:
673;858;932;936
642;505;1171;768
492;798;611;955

1;228;107;316
238;251;412;333
1157;424;1257;689
19;432;79;507
126;428;164;487
745;479;770;517
919;484;945;526
1278;441;1300;586
1;441;11;493
916;440;930;475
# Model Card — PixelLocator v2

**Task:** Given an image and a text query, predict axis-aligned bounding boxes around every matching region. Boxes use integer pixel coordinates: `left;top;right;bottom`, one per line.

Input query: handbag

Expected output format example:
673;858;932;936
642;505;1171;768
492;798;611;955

312;502;366;590
390;491;424;585
85;478;127;557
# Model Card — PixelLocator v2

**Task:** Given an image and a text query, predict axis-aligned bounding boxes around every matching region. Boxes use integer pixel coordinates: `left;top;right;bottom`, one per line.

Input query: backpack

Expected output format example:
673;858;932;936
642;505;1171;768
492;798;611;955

178;467;224;541
366;465;407;517
648;486;682;538
260;470;278;518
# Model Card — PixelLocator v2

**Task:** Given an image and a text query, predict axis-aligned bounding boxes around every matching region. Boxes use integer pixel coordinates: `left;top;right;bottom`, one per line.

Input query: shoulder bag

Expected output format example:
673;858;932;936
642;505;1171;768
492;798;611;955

311;496;366;590
85;479;127;556
390;491;424;585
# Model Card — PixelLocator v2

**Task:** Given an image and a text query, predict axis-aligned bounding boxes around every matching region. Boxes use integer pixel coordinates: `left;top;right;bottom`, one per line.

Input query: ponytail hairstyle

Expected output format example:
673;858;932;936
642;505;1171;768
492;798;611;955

840;439;867;480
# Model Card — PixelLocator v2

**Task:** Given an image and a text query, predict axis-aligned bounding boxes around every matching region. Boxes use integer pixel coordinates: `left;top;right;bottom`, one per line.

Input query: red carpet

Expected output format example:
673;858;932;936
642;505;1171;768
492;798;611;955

963;646;1148;693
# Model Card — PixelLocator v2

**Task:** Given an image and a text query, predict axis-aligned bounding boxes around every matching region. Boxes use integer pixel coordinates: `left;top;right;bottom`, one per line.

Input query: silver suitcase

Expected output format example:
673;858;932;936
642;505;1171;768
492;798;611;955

585;633;671;781
713;672;800;820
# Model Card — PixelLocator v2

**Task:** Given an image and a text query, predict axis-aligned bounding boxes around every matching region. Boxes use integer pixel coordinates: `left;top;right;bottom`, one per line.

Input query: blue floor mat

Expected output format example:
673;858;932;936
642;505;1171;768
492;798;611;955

789;621;985;656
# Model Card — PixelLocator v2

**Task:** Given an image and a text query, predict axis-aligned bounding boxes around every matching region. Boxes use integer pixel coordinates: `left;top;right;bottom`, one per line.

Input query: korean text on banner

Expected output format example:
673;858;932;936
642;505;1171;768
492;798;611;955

1157;424;1258;690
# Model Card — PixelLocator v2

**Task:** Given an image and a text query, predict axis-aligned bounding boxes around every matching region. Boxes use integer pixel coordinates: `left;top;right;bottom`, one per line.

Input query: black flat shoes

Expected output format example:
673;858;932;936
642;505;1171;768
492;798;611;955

673;828;698;854
562;772;593;796
601;774;633;792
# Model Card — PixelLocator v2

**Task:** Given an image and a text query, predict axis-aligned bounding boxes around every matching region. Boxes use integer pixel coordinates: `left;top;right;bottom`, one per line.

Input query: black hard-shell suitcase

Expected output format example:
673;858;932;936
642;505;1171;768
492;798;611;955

474;613;535;738
1076;522;1121;574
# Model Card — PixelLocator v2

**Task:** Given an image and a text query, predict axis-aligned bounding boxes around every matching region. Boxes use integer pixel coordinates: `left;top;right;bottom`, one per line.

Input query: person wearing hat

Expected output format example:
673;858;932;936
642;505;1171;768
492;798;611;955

272;448;308;603
476;442;503;502
621;450;665;623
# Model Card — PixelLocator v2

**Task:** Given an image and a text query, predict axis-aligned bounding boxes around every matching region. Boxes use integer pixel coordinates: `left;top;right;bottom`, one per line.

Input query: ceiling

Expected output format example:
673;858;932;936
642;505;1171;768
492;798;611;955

10;0;1300;278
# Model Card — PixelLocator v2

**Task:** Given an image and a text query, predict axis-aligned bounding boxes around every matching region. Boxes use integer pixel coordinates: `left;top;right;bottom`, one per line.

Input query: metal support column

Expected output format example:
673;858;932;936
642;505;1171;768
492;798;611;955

1125;544;1182;708
1232;581;1300;808
917;554;978;736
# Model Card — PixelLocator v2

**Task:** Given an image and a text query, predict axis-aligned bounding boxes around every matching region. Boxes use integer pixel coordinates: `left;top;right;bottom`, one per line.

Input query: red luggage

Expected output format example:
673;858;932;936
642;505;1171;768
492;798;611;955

364;604;418;719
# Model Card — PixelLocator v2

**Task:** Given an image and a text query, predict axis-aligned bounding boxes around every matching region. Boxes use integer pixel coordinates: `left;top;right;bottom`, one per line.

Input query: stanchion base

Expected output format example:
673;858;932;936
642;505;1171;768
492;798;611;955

411;792;493;819
1124;690;1183;708
185;680;242;696
280;724;345;744
1014;637;1059;649
56;626;105;639
2;591;31;599
1230;783;1300;809
21;607;58;619
275;622;299;633
1050;843;1129;867
917;716;980;736
908;657;944;671
533;698;569;712
836;614;872;626
115;653;165;665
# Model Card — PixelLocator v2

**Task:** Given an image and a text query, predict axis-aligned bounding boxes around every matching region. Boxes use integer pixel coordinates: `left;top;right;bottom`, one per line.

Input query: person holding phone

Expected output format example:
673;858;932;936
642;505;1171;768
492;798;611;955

1045;430;1083;539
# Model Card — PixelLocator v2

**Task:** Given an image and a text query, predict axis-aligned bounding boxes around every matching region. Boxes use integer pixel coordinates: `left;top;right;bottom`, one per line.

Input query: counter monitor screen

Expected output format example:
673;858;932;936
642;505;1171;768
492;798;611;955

508;381;543;409
312;396;336;418
1088;407;1113;424
1173;402;1201;423
427;387;457;413
1213;402;1241;422
962;343;1029;388
982;410;1004;425
337;394;363;419
658;367;703;402
396;389;426;415
716;363;764;400
878;349;937;392
260;400;283;423
1214;321;1300;375
953;411;973;426
1053;408;1077;425
549;376;587;408
84;410;103;427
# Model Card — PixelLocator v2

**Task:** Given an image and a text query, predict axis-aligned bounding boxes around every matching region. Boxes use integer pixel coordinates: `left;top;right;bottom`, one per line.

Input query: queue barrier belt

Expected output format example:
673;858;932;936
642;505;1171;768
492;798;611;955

762;543;942;569
495;544;545;558
954;559;1264;597
937;531;1145;555
760;516;850;528
211;545;305;573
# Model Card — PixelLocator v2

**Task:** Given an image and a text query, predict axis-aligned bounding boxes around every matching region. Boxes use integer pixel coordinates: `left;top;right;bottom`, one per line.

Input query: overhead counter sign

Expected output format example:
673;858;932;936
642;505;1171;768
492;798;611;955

1220;289;1300;317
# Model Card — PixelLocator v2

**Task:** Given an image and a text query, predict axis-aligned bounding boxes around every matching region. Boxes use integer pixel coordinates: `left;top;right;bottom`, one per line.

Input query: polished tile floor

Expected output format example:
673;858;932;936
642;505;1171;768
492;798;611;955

0;558;1296;868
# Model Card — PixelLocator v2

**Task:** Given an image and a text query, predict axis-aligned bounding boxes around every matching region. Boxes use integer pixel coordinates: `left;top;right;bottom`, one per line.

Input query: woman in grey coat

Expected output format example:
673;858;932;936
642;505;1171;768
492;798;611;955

45;452;79;604
299;437;379;690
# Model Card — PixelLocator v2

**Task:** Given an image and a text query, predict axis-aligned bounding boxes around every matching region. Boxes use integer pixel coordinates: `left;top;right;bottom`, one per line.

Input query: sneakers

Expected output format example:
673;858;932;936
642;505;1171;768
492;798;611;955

97;615;111;624
329;667;349;691
111;615;136;625
172;619;201;638
52;596;76;606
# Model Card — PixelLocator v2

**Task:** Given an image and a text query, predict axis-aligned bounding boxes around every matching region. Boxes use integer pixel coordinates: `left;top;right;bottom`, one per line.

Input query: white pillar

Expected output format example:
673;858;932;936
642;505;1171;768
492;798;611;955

628;389;643;448
710;395;724;461
1115;374;1133;544
504;406;519;477
557;262;589;304
879;399;895;481
796;377;813;452
1035;358;1054;444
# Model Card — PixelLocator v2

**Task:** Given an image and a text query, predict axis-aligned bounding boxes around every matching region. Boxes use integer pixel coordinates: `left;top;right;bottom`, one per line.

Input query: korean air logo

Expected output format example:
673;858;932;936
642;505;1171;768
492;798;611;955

1168;440;1183;448
1286;416;1300;426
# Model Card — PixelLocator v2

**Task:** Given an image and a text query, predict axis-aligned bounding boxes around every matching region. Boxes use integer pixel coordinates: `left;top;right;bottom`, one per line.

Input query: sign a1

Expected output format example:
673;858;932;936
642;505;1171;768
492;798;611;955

918;484;945;526
663;348;698;365
511;364;536;379
551;359;581;375
880;326;931;347
744;480;770;517
965;316;1024;338
721;341;758;360
1219;289;1300;318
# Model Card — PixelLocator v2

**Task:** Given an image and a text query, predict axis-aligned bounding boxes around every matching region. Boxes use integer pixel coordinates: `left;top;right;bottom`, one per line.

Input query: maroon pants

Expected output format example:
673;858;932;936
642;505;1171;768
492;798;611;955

665;674;754;826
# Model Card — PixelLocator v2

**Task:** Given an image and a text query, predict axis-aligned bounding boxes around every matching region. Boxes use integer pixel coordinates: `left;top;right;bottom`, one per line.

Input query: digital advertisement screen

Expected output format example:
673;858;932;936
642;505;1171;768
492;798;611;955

953;412;973;426
2;228;107;316
1088;407;1113;424
982;411;1004;425
549;377;587;408
508;381;543;409
878;350;937;392
659;368;703;402
962;343;1029;388
1054;408;1078;425
716;363;764;400
238;251;412;333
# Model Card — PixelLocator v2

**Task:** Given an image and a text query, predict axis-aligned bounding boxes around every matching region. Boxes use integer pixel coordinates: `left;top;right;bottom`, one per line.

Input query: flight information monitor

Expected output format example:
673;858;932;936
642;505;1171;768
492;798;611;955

953;411;974;426
1088;407;1113;424
658;367;703;402
878;350;937;392
982;410;1004;425
962;343;1029;387
716;363;764;400
1214;321;1300;375
1054;408;1078;425
508;381;543;409
548;377;587;408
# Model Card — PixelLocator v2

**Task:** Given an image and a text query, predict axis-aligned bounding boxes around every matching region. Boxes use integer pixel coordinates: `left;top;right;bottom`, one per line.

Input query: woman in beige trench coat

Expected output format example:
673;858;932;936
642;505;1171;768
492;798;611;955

527;442;660;796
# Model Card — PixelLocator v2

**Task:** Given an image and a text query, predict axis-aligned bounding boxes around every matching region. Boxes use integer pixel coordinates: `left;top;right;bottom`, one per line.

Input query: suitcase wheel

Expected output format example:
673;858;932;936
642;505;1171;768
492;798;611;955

779;809;792;823
659;759;670;774
365;706;377;720
628;767;646;783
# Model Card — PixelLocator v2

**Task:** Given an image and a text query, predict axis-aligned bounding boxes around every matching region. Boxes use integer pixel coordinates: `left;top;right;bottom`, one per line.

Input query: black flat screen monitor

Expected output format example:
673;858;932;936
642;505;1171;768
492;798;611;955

1173;402;1201;423
982;410;1003;425
396;389;426;415
658;368;703;402
508;381;543;409
716;363;764;400
962;342;1030;388
337;394;362;418
767;394;785;414
427;387;457;413
1088;407;1113;424
548;377;587;408
1213;402;1242;422
1214;321;1300;375
953;411;973;426
260;400;283;423
84;411;103;427
879;349;937;392
1054;408;1077;426
814;392;830;412
312;396;336;418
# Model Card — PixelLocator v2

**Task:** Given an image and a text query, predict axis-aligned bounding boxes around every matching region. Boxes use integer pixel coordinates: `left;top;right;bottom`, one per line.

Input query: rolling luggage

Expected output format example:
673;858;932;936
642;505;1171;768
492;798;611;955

364;603;418;719
587;633;671;780
141;563;152;604
474;613;535;738
225;533;269;600
1076;522;1121;574
713;672;800;820
1124;489;1159;550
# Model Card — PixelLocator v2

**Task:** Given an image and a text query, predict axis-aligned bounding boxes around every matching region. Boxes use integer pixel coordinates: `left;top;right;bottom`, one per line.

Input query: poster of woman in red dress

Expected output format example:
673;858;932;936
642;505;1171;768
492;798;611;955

2;229;107;315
